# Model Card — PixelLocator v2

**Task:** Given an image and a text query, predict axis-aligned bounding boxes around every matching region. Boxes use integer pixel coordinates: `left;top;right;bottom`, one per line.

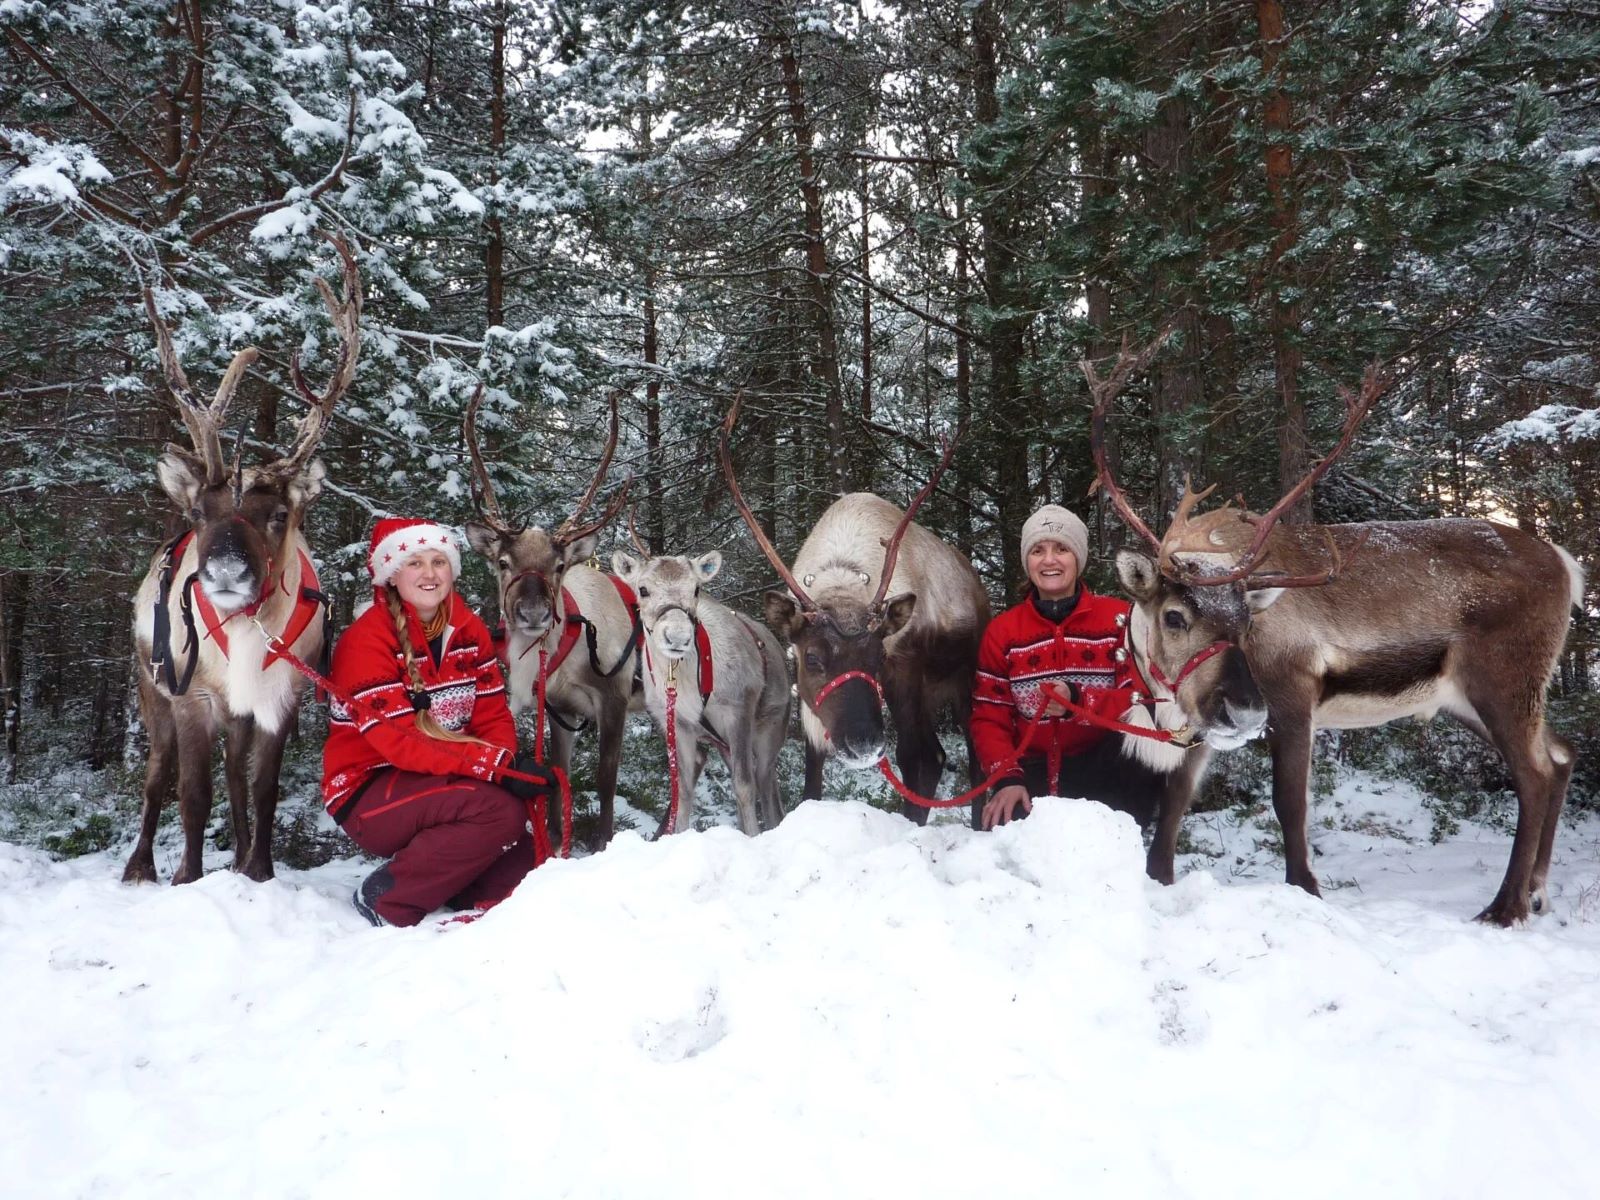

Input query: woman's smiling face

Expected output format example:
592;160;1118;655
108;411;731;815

1026;538;1079;601
392;550;455;621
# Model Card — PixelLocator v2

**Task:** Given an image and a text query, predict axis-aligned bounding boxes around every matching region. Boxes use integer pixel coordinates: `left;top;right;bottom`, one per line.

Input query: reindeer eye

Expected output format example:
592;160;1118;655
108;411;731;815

638;585;651;599
1163;610;1189;631
803;652;824;672
189;506;203;522
498;557;511;571
271;507;289;525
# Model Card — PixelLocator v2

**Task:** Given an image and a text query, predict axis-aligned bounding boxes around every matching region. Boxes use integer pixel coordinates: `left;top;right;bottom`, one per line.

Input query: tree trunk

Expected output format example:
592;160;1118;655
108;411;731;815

1258;0;1308;522
770;17;849;496
485;0;508;329
973;0;1032;587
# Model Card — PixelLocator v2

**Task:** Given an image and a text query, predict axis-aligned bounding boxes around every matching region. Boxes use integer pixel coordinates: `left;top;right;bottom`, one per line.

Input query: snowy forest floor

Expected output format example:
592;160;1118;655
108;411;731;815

5;746;1600;1199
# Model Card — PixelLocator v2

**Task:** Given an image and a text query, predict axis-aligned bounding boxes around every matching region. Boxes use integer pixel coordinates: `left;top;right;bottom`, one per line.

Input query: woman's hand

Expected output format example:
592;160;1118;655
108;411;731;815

982;784;1032;829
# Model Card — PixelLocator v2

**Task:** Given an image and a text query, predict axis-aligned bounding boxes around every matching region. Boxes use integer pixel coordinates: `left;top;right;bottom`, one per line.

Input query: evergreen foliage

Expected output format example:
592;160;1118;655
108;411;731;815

2;0;1594;835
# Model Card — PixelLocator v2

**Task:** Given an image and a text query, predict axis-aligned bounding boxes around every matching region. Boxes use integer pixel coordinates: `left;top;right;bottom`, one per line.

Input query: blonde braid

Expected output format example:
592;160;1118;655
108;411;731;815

384;586;490;746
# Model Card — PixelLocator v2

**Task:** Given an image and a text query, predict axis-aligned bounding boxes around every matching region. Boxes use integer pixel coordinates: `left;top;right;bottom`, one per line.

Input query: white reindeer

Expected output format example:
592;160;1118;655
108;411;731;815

612;549;790;836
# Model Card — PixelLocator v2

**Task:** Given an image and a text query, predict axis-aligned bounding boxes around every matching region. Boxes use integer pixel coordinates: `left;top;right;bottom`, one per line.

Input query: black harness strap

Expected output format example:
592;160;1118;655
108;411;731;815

150;534;202;696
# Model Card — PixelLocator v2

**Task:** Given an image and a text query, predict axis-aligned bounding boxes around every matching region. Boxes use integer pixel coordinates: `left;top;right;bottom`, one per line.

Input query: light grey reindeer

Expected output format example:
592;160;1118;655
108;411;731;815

463;389;640;846
612;542;790;837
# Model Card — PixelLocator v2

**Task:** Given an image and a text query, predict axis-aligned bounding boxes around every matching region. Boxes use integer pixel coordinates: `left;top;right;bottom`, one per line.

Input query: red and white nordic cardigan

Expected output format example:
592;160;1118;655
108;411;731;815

971;585;1138;790
320;590;517;822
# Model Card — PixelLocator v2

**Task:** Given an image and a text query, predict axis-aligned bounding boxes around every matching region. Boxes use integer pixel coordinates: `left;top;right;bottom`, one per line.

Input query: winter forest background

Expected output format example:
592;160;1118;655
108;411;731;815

2;0;1597;858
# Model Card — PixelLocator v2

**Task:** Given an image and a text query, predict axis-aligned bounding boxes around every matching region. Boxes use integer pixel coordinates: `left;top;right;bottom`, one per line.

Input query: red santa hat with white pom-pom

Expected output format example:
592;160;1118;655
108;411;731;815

367;517;462;588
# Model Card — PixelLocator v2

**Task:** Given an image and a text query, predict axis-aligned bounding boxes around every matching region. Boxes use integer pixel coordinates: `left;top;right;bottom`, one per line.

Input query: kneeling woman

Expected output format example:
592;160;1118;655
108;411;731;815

972;504;1140;831
323;517;552;926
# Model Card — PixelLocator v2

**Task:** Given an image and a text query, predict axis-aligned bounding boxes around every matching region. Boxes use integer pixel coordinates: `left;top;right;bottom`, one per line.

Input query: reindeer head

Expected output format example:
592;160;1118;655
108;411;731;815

148;238;360;612
766;579;916;767
463;387;628;642
721;392;952;769
612;549;722;665
1114;548;1270;749
1083;335;1388;749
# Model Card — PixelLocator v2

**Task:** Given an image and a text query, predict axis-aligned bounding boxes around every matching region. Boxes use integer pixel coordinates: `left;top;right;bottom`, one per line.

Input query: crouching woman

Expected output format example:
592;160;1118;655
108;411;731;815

322;517;553;927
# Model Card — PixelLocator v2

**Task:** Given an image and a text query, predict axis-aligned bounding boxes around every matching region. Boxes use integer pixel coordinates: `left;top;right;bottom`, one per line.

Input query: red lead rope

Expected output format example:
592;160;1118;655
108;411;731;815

662;682;681;835
249;615;562;862
813;670;1197;811
531;647;574;859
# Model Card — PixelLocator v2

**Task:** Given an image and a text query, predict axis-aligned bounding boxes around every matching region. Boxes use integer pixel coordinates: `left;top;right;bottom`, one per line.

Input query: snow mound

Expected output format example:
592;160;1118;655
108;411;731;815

4;799;1600;1198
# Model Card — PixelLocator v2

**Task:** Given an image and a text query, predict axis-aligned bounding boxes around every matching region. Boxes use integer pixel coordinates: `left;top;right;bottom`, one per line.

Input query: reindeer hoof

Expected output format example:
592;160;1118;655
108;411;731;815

121;859;158;885
171;864;203;886
1530;887;1549;916
238;857;275;883
1474;901;1527;928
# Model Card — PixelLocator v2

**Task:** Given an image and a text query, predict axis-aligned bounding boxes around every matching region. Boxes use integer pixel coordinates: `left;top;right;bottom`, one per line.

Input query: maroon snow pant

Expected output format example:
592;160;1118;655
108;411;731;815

341;768;538;926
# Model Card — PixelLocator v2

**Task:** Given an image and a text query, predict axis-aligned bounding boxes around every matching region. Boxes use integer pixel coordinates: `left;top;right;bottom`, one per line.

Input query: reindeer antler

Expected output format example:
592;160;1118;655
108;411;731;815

626;506;652;558
867;428;962;626
1082;331;1174;558
463;382;511;531
1171;364;1389;589
274;234;362;476
144;288;260;485
553;390;629;547
720;392;819;617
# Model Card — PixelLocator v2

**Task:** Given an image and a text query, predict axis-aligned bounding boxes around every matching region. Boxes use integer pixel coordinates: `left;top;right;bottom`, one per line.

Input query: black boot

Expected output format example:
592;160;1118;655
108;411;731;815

352;864;396;927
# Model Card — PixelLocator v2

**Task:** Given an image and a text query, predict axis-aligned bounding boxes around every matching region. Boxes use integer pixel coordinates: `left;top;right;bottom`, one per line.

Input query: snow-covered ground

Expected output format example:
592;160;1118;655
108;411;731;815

5;775;1600;1200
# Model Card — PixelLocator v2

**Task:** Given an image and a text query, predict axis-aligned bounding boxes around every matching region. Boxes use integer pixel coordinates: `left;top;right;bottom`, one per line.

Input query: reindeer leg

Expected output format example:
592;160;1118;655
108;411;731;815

757;713;787;831
1146;747;1210;886
171;706;219;885
889;696;936;828
660;724;702;836
594;696;625;847
1267;709;1321;898
223;714;253;872
1530;730;1576;915
124;678;176;884
240;716;289;882
1473;711;1555;927
803;740;825;803
726;737;763;838
546;717;576;849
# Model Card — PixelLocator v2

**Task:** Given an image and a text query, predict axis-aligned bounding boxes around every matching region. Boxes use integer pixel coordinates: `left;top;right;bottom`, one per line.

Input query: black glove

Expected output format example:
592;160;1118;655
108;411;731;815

502;750;557;802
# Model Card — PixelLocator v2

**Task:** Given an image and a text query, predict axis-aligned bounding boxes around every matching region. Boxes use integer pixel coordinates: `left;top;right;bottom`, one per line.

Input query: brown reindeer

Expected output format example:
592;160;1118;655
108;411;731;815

721;397;991;821
1087;342;1584;925
463;389;637;847
125;240;360;885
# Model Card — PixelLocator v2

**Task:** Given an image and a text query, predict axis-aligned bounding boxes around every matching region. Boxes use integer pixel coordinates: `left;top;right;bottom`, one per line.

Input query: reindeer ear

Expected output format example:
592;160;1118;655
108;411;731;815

1116;549;1161;602
156;450;204;512
764;591;802;640
612;551;639;581
882;592;917;636
562;533;598;567
692;550;722;581
288;457;326;508
465;521;501;559
1245;585;1285;612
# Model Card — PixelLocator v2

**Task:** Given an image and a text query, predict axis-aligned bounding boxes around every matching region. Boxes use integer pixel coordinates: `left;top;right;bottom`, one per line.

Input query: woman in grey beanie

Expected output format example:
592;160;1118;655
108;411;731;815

970;504;1143;829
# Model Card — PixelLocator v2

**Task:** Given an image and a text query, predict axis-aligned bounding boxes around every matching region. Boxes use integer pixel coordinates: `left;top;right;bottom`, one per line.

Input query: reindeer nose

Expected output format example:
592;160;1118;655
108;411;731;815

512;598;548;630
835;735;887;769
202;556;252;591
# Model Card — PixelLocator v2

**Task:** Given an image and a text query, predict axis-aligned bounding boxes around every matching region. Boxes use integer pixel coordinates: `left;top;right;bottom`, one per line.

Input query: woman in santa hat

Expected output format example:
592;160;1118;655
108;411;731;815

322;516;554;926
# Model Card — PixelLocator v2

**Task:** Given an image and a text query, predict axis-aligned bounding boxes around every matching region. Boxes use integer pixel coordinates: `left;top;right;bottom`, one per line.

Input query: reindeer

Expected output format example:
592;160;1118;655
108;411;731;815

721;398;991;821
125;239;360;885
464;390;637;846
612;520;790;836
1087;342;1584;926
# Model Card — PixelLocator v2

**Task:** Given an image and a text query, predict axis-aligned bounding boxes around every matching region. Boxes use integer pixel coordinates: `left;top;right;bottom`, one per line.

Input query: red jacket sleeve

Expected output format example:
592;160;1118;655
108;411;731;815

328;615;512;783
971;614;1026;789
